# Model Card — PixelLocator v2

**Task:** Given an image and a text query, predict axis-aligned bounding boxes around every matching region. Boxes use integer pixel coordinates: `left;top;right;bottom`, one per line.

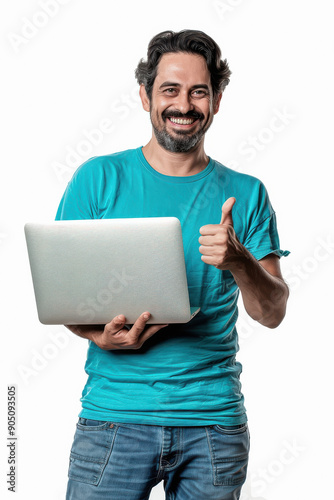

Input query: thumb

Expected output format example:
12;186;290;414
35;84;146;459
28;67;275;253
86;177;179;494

220;197;236;226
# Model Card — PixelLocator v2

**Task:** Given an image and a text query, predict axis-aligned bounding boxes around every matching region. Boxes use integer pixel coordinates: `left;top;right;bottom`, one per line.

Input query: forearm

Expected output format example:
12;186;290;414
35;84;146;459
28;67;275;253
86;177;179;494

65;324;104;341
230;250;289;329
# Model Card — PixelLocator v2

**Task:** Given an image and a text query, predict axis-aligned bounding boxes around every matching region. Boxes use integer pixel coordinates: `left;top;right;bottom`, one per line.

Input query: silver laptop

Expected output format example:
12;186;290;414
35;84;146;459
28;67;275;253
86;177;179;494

24;218;200;325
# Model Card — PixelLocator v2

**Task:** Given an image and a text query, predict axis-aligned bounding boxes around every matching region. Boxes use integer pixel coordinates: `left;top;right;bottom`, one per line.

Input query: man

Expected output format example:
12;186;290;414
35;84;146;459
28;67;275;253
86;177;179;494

56;30;289;500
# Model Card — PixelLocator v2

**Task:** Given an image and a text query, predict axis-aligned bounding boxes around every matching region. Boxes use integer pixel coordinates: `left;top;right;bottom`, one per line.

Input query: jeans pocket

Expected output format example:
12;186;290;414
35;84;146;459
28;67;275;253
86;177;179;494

206;424;250;486
68;419;118;486
213;422;248;435
77;418;110;428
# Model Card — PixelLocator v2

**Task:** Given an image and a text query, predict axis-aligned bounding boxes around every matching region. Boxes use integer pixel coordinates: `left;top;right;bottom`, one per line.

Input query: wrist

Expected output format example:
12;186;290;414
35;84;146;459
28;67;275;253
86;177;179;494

226;242;253;276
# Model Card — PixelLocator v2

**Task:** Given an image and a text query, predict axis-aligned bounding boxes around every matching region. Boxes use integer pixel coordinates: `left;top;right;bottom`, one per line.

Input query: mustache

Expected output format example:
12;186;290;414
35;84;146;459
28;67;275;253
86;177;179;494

162;110;204;121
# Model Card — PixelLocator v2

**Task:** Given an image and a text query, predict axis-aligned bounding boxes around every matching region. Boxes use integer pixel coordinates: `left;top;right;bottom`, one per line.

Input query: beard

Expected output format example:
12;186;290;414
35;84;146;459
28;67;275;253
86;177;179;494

150;109;212;153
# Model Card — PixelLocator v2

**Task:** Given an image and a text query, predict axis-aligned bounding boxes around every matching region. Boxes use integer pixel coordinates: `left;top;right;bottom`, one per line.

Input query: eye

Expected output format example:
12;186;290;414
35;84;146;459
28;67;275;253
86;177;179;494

192;89;208;98
164;88;177;95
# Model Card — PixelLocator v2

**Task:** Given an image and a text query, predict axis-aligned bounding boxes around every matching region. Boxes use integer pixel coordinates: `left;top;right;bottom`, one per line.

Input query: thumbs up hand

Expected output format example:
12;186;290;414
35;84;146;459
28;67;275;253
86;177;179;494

199;197;245;271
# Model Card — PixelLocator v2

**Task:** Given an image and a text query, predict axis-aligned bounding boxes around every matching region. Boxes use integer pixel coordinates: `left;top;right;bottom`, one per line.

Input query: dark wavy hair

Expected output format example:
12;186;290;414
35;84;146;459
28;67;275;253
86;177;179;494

135;29;231;102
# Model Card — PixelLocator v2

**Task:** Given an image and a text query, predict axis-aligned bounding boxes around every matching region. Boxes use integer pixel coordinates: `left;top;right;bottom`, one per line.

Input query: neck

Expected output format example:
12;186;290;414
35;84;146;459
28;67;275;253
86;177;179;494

142;134;209;177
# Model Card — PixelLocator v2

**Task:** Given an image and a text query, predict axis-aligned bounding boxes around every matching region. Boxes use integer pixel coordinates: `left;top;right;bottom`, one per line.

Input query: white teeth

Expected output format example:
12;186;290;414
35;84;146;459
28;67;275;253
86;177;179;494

169;117;195;125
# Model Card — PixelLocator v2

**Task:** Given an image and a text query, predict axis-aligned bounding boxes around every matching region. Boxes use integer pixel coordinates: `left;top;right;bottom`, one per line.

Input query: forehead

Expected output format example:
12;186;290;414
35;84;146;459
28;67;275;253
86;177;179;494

154;52;211;87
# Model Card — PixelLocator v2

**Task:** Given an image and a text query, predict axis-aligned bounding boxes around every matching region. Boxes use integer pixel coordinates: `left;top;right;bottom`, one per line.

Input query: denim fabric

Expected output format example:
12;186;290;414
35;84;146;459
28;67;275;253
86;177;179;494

66;418;250;500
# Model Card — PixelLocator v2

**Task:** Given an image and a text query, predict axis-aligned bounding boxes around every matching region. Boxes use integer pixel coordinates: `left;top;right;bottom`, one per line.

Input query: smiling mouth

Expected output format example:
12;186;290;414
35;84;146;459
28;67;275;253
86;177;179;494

168;117;197;125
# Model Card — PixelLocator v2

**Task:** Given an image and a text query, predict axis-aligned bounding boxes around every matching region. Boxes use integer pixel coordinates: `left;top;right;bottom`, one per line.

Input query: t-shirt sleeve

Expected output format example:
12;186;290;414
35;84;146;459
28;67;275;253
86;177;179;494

242;180;290;260
55;158;100;221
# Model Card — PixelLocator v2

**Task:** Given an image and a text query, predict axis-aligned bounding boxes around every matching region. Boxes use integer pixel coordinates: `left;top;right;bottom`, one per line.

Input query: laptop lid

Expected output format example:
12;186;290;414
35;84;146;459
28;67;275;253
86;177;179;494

24;218;200;325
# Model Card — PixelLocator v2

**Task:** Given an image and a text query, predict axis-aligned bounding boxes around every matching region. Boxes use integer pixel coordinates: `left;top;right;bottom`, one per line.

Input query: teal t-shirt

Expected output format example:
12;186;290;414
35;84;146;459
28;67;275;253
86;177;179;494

56;147;289;426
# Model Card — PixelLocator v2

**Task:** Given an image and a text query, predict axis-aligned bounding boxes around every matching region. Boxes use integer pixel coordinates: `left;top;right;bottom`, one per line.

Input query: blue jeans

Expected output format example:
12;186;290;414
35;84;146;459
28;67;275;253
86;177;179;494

66;418;250;500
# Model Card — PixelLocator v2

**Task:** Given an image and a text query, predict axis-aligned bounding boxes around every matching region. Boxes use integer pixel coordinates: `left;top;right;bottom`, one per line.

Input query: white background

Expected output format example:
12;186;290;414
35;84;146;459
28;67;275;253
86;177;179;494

1;0;333;498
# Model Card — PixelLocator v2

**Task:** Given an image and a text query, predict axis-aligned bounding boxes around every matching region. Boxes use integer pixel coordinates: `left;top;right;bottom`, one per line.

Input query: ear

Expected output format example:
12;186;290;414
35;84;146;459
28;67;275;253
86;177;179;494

139;84;150;112
213;93;222;115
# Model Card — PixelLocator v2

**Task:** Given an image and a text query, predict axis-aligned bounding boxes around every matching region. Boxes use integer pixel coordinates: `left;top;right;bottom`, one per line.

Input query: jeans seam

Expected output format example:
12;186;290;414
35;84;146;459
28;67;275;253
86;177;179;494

205;425;249;487
92;424;118;486
205;426;216;486
157;427;183;475
69;424;119;486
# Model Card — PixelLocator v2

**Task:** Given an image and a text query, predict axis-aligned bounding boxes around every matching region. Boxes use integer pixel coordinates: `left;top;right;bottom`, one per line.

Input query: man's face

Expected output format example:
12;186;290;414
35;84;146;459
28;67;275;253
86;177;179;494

147;52;221;153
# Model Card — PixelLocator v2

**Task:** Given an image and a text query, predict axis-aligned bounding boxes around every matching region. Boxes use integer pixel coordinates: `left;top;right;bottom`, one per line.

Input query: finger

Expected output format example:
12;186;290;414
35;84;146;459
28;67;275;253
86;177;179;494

199;224;222;236
199;245;215;256
220;197;236;226
129;312;152;339
198;235;220;245
106;314;127;333
201;255;219;265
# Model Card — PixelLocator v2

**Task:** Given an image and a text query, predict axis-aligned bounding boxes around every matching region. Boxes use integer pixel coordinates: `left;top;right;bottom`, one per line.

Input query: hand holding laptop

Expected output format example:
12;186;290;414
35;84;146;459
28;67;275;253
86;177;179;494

65;311;169;350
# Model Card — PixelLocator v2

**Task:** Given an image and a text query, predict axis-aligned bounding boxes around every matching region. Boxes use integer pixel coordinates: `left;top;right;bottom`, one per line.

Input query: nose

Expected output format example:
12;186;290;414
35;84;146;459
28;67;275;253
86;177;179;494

175;91;194;115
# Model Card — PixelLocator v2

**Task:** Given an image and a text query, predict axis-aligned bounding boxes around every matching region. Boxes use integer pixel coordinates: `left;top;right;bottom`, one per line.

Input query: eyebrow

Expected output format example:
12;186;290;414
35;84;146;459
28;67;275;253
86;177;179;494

159;82;210;91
